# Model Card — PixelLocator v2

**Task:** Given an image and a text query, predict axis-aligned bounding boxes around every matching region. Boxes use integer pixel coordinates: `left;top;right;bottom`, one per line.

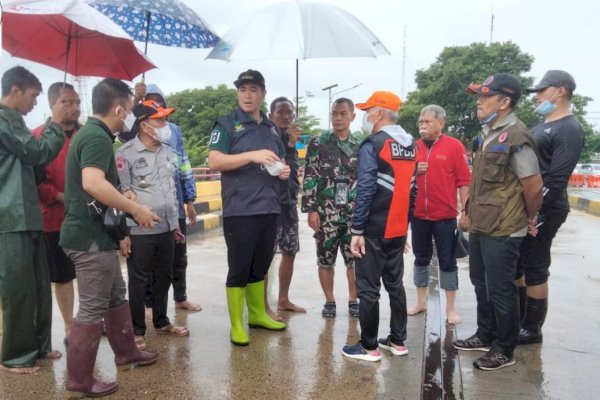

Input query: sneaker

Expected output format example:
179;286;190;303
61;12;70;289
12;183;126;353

378;337;408;356
452;334;491;352
342;342;382;362
348;301;359;317
322;302;336;318
473;350;515;371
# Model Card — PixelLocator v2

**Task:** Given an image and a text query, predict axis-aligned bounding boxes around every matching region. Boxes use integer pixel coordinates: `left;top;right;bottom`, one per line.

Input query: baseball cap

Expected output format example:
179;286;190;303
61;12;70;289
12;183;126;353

466;73;522;102
133;99;175;123
234;69;265;89
526;70;576;93
355;91;403;112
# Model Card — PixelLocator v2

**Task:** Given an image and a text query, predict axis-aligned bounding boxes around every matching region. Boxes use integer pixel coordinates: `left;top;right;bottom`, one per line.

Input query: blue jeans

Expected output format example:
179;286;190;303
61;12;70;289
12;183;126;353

469;233;522;355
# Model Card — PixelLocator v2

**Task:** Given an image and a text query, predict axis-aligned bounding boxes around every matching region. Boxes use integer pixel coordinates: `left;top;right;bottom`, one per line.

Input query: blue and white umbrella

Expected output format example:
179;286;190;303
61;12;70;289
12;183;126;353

89;0;220;54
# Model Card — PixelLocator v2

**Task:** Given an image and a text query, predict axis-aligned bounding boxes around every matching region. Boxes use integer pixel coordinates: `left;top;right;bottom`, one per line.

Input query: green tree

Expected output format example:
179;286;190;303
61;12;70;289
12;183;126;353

295;96;321;136
571;95;600;162
166;85;238;166
398;41;534;143
165;87;323;166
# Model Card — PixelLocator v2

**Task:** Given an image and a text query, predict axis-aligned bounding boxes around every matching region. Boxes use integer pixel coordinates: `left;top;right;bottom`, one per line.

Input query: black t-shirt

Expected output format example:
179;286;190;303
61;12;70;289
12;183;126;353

531;115;584;215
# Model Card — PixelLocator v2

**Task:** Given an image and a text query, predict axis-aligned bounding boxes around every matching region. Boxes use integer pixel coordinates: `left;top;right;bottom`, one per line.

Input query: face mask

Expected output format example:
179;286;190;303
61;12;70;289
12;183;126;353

361;112;375;134
479;112;498;126
117;107;136;132
534;90;560;116
146;123;172;143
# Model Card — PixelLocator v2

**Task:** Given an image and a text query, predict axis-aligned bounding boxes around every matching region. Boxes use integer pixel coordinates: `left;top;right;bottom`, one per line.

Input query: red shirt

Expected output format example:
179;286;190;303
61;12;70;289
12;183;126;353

32;123;77;232
414;134;471;221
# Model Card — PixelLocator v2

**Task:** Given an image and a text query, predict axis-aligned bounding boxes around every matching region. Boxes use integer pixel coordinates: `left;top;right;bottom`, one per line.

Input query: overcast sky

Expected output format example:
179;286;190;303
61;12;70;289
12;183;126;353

2;0;599;133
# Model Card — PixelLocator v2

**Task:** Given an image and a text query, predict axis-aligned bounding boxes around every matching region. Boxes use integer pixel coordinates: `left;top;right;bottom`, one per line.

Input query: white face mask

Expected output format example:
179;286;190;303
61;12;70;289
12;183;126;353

361;112;375;134
146;123;172;143
118;107;136;132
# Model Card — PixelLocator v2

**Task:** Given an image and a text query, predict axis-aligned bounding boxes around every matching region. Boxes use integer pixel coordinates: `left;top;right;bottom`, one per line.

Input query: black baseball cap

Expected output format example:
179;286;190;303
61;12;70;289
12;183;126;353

234;69;265;89
466;73;522;102
526;70;576;93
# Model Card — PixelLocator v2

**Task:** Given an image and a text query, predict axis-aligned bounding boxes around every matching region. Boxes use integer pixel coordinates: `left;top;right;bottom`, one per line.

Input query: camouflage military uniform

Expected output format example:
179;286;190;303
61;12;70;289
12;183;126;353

301;131;360;269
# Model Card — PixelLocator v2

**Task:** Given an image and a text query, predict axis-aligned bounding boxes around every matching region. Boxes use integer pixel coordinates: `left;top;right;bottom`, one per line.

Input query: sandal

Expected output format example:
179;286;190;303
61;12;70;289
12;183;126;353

134;336;147;350
322;302;336;318
155;324;190;337
349;301;360;318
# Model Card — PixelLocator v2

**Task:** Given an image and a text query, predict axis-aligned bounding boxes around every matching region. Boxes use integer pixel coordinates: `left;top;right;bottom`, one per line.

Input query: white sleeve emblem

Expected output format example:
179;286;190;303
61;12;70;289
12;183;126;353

210;130;220;144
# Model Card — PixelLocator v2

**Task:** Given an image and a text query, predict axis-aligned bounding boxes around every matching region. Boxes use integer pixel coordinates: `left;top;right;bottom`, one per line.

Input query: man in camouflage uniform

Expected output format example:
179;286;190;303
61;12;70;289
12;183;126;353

301;98;360;318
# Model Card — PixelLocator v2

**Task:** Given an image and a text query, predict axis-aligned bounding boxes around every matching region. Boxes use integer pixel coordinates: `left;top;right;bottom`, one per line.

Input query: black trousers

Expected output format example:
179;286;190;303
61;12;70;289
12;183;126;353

355;236;407;351
127;232;174;336
145;218;189;306
516;210;568;286
171;218;189;301
223;214;277;287
469;233;522;355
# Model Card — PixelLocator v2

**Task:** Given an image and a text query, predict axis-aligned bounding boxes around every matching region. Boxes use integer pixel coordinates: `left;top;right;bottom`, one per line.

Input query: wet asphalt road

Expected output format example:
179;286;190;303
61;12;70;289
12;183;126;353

1;210;599;399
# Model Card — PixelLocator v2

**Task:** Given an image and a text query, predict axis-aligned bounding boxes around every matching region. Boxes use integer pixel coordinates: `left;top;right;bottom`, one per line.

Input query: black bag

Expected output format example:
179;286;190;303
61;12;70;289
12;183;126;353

454;227;469;258
88;199;136;244
103;207;135;243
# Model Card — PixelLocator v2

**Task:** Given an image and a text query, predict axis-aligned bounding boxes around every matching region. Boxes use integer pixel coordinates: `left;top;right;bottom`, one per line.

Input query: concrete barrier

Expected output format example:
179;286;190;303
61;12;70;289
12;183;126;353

568;194;600;217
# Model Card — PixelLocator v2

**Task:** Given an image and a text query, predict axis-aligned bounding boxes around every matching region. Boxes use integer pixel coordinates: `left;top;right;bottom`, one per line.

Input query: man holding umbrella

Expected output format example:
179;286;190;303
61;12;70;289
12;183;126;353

0;66;67;374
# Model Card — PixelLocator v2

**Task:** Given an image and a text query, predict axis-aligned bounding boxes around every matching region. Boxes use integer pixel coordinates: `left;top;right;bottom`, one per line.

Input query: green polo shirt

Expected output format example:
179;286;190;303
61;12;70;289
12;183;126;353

60;117;120;251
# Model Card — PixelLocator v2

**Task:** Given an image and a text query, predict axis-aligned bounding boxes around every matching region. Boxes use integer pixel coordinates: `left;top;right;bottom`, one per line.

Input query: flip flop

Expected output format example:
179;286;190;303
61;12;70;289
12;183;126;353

155;324;190;337
135;336;147;350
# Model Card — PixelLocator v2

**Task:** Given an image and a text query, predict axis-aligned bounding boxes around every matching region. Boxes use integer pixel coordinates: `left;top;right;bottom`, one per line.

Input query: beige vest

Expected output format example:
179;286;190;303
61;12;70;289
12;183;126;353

468;116;537;236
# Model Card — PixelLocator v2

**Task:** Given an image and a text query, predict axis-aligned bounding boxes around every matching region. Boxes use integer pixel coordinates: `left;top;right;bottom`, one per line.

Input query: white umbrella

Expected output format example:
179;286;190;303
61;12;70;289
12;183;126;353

206;0;390;113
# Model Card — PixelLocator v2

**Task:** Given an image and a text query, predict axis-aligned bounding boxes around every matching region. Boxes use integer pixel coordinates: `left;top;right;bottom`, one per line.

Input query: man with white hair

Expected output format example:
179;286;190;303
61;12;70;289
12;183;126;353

407;104;471;324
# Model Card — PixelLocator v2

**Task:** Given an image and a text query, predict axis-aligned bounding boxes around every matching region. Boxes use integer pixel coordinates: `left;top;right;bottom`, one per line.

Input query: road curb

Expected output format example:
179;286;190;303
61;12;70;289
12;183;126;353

568;194;600;217
187;212;222;236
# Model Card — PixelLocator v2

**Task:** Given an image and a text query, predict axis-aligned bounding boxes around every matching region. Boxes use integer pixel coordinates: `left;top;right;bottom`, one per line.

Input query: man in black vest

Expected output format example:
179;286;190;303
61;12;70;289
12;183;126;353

208;70;290;346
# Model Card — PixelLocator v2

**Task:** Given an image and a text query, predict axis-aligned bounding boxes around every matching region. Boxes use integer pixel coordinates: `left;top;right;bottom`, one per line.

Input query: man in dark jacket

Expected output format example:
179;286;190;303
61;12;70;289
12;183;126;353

208;70;290;346
342;91;417;362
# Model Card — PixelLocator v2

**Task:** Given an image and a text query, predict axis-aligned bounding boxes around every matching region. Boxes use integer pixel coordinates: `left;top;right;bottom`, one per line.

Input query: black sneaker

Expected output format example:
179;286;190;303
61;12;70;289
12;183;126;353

322;302;336;318
473;350;515;371
452;334;491;352
348;301;359;317
378;337;408;356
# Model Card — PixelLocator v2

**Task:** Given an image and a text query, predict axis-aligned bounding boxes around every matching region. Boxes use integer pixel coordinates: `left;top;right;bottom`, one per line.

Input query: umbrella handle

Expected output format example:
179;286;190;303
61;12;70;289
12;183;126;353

141;11;152;81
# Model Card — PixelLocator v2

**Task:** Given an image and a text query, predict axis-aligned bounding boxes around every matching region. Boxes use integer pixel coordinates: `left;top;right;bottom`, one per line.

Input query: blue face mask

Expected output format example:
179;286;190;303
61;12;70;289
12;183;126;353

479;112;498;126
535;100;557;116
534;89;560;116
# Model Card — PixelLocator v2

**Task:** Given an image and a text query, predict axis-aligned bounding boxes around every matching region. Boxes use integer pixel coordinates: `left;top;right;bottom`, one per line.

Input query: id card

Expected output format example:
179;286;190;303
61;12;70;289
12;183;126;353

334;175;350;206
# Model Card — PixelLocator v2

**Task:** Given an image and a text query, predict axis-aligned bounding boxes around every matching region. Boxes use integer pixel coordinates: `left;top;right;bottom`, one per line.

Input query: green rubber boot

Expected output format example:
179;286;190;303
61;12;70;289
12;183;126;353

226;287;249;346
245;281;286;331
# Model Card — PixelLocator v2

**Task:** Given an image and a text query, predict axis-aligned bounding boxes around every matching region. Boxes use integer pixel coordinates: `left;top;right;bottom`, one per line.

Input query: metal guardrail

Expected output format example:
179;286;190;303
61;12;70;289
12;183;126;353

192;167;221;181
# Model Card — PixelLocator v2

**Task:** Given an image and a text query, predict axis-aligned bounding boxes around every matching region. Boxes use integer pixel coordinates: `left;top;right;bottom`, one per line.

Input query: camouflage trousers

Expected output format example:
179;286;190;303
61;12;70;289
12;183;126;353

313;219;353;270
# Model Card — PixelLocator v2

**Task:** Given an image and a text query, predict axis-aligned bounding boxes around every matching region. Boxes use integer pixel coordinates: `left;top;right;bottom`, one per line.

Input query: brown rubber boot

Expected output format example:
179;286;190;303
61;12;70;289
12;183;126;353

103;301;159;370
66;320;119;398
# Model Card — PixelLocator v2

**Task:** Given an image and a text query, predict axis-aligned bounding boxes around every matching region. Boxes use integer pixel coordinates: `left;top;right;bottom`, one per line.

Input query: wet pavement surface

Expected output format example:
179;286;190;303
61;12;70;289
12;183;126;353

1;211;599;399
